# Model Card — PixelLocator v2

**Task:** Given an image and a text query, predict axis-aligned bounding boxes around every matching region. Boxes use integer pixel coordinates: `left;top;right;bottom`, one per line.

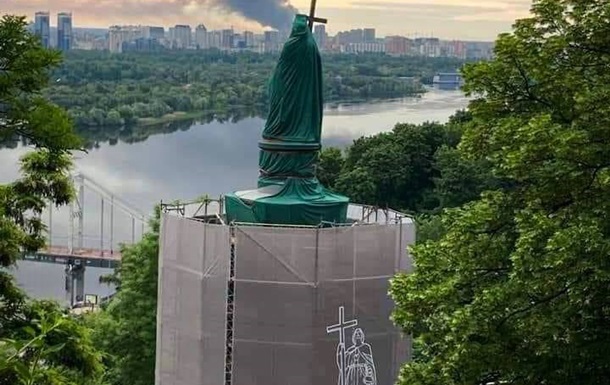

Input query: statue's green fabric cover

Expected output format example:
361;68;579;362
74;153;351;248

225;14;349;226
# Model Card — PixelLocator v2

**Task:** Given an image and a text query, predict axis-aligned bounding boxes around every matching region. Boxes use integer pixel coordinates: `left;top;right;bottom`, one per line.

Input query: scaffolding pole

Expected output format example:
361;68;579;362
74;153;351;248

77;175;85;249
69;200;74;254
100;197;104;256
48;200;53;248
224;226;236;385
110;196;114;255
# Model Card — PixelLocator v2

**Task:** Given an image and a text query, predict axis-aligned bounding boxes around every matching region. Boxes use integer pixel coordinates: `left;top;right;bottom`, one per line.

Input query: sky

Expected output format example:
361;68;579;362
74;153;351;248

1;0;533;41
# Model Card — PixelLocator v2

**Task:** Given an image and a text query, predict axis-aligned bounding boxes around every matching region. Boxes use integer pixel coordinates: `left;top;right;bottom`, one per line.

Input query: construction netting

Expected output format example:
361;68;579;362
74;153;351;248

156;213;415;385
155;215;230;385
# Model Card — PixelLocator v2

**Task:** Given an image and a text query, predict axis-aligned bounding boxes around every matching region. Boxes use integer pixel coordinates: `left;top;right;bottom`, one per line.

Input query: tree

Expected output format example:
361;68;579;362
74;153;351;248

390;1;610;384
89;207;160;385
432;145;496;209
0;15;103;385
0;14;75;275
0;15;81;268
0;301;103;385
0;16;81;152
336;122;456;212
317;147;344;190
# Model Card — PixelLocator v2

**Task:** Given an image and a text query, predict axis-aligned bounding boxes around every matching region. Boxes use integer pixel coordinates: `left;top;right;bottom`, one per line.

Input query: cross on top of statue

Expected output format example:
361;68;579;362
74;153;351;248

306;0;327;30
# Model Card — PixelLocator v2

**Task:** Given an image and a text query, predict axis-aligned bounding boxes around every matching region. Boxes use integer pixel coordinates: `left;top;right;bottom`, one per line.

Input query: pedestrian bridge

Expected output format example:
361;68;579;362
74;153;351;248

23;171;149;307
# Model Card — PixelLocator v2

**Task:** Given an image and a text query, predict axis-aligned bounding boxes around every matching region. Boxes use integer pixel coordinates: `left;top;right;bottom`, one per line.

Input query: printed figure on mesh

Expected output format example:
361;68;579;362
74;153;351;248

327;306;378;385
339;328;377;385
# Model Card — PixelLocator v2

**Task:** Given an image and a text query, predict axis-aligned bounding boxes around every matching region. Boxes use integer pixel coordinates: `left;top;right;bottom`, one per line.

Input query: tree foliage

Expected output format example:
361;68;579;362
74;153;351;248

0;301;103;385
42;49;462;128
390;1;610;384
0;15;102;385
89;207;161;385
317;147;345;190
0;15;82;268
324;120;467;213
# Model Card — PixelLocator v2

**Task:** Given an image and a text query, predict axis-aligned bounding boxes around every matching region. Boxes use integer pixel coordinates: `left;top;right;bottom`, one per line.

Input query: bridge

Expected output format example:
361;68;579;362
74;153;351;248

23;172;150;307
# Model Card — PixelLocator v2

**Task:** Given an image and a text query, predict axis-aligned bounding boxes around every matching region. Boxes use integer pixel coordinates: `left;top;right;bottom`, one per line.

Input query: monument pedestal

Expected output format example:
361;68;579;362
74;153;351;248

225;178;349;226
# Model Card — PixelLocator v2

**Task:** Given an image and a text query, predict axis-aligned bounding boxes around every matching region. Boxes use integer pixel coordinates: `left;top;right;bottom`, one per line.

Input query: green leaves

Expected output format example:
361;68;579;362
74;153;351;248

0;16;82;152
0;14;104;385
317;147;344;190
0;304;102;385
333;122;459;212
0;15;79;267
88;209;161;385
390;1;610;384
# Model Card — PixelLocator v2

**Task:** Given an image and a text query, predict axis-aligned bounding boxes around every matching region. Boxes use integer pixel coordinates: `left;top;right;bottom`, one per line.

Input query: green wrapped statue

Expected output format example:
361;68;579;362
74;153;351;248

225;14;349;226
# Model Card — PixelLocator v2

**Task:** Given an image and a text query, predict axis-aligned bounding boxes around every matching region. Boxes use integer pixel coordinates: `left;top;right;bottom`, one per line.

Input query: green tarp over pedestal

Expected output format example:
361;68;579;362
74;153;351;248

225;14;349;226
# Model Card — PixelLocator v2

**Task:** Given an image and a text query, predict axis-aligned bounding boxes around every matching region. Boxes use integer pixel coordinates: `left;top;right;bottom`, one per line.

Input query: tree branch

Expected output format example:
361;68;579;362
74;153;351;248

496;280;576;330
511;56;571;124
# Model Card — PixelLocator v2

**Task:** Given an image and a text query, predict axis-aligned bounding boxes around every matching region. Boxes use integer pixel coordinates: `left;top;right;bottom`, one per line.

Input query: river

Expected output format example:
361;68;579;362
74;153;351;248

2;88;469;306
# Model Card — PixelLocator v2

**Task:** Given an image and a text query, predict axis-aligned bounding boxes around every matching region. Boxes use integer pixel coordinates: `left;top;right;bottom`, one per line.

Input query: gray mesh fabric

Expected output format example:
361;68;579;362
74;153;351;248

156;215;230;385
156;214;415;385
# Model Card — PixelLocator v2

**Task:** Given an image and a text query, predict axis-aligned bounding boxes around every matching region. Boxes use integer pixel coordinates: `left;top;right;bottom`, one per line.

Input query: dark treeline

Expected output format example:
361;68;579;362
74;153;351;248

0;105;262;150
318;109;497;216
45;49;464;128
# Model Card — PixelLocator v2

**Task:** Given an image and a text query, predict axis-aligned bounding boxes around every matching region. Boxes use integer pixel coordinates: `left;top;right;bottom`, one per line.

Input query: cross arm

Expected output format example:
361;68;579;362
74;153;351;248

306;0;327;30
309;16;328;24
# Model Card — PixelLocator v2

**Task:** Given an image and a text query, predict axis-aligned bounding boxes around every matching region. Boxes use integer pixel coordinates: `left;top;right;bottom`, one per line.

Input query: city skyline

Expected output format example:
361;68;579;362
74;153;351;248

1;0;533;40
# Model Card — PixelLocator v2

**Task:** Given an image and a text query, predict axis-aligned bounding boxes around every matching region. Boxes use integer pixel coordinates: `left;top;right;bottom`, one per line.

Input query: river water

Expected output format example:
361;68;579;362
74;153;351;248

2;88;469;306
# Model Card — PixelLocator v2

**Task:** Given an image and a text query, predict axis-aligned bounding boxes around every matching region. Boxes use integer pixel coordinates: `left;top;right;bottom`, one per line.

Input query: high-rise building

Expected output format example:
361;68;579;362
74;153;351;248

363;28;376;42
385;35;410;56
264;30;280;52
57;12;73;51
336;29;365;45
143;26;165;40
108;25;144;53
244;31;254;48
195;24;208;49
172;25;192;49
416;37;441;57
208;30;222;49
34;12;50;48
221;29;234;49
313;24;327;50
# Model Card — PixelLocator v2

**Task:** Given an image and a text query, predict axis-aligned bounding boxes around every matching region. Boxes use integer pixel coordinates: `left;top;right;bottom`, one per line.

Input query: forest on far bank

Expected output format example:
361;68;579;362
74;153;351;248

45;49;465;128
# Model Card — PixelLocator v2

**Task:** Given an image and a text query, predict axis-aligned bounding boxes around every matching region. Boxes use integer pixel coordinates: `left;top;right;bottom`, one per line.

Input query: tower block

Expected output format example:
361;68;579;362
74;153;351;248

155;13;415;385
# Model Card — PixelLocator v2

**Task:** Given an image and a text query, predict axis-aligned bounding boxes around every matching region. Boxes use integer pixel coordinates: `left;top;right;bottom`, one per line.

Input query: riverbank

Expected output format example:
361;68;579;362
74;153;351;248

48;50;461;129
137;111;220;127
93;90;430;129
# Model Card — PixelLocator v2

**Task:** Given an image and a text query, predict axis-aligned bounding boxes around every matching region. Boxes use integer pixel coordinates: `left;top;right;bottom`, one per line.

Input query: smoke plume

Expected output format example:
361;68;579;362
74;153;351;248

213;0;298;31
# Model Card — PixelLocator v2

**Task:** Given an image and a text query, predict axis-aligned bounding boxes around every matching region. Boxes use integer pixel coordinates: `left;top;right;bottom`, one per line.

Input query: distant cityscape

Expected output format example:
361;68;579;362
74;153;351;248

30;11;494;60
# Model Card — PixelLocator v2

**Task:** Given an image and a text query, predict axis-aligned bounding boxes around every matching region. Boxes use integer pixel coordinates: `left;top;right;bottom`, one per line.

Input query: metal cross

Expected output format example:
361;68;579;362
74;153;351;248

307;0;328;30
326;306;358;385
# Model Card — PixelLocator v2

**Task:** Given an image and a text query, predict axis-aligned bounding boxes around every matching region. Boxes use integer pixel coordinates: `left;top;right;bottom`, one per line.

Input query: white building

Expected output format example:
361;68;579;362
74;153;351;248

171;25;192;49
195;24;208;49
108;25;144;53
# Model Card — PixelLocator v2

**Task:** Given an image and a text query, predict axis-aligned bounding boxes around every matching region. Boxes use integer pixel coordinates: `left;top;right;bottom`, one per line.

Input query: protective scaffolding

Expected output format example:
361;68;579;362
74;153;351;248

155;202;415;385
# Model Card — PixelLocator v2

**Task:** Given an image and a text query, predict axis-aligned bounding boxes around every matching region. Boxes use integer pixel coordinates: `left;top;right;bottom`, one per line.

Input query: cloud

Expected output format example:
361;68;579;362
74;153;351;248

351;1;505;13
1;0;299;30
2;0;204;26
1;0;532;39
348;0;531;21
